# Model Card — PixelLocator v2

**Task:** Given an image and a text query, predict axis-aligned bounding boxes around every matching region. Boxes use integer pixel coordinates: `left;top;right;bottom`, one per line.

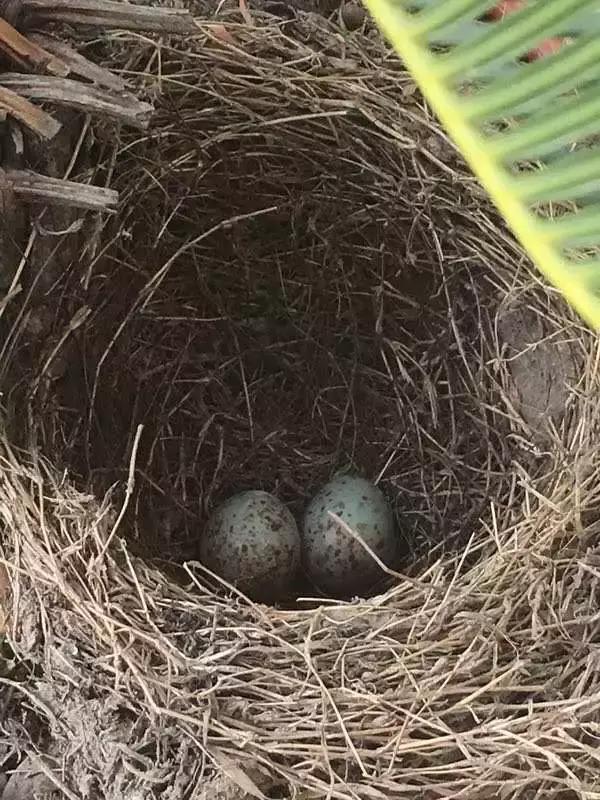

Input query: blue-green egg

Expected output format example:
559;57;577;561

200;490;300;601
302;476;397;597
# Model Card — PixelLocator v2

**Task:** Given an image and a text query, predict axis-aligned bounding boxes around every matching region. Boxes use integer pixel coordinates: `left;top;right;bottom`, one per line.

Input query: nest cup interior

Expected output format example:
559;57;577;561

3;16;574;598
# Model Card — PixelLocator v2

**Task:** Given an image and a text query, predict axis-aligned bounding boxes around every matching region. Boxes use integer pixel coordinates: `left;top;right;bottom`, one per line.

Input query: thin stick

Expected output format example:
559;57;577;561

91;425;144;567
327;513;449;596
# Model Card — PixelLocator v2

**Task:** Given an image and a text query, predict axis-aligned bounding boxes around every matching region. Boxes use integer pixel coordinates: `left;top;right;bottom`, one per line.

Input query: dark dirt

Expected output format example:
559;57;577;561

498;304;578;443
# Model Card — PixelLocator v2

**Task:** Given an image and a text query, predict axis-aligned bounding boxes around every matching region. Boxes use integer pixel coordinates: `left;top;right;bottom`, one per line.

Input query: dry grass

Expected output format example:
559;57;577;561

0;9;598;800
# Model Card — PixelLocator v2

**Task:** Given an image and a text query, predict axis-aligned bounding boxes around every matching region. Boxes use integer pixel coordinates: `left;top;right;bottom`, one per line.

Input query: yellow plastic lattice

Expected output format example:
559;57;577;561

364;0;600;327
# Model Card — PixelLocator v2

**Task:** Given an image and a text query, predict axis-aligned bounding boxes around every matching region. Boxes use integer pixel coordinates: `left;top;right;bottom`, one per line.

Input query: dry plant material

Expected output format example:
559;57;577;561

22;0;197;34
0;74;152;128
1;757;58;800
238;0;254;25
0;167;24;288
0;17;68;76
30;34;127;92
33;20;524;566
0;12;593;800
0;83;60;138
0;562;9;634
7;169;118;211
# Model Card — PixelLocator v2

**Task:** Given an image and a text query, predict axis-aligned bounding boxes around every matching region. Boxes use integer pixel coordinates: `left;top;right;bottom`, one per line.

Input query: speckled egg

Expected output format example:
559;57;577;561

302;475;397;597
200;490;300;601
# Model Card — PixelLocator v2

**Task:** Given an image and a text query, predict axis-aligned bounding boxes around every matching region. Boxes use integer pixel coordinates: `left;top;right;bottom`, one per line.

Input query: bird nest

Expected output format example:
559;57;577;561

1;8;599;800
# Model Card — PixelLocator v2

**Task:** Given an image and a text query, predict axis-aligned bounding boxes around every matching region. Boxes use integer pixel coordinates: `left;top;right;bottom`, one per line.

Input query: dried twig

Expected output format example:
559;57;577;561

30;34;127;92
0;17;69;76
0;84;60;138
0;74;152;127
7;168;118;211
22;0;197;34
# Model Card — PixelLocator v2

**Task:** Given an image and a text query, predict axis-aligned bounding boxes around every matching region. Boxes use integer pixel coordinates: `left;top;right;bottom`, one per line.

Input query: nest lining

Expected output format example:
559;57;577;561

10;14;534;567
0;10;597;800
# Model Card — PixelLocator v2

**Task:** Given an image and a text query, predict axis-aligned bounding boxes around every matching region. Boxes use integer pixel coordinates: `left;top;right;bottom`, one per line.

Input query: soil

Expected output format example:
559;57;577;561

498;304;577;441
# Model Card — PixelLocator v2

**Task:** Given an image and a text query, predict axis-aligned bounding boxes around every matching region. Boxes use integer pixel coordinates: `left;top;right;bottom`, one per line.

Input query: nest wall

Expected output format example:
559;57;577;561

7;16;542;564
0;11;598;800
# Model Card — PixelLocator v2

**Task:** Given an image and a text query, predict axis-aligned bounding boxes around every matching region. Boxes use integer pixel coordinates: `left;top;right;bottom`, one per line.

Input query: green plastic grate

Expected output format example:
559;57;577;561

364;0;600;327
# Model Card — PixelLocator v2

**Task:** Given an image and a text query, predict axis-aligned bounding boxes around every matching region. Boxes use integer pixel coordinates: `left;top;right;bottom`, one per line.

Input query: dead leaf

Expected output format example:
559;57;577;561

210;24;238;47
2;757;55;800
209;748;266;800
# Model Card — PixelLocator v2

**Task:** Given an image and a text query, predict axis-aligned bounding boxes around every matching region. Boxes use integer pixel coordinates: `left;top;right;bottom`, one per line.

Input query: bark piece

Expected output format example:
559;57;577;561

0;17;69;75
30;33;127;91
0;74;152;128
0;84;60;138
7;168;118;212
22;0;197;34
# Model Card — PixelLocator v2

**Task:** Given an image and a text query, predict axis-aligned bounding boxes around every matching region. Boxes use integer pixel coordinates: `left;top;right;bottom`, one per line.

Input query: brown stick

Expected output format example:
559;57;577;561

22;0;197;34
0;74;152;128
0;18;69;76
7;169;118;212
0;85;61;139
30;34;127;92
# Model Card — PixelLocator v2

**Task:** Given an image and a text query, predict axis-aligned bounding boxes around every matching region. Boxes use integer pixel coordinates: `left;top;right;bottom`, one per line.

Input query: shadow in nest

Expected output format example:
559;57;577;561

4;16;523;573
